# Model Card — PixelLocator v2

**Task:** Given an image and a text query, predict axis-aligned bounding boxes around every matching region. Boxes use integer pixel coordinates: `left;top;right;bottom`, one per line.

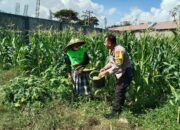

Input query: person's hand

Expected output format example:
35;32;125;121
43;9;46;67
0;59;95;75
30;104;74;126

98;70;107;77
100;68;105;73
78;67;84;74
74;70;79;74
67;73;72;80
74;67;84;74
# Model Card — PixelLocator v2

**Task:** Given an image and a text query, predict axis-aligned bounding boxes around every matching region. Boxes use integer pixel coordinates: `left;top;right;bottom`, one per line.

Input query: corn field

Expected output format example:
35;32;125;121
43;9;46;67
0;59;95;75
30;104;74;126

0;28;179;121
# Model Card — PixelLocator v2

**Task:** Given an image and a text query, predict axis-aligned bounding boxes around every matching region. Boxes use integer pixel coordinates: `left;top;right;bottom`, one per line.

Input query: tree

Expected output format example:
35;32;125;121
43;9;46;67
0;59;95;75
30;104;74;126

122;21;131;26
80;16;99;27
89;16;99;26
169;5;180;26
54;9;79;23
170;5;180;21
77;19;84;25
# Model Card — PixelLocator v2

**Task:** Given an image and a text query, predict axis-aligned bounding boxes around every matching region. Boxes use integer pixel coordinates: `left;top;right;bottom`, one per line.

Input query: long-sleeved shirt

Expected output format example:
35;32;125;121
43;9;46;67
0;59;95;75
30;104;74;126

106;45;132;79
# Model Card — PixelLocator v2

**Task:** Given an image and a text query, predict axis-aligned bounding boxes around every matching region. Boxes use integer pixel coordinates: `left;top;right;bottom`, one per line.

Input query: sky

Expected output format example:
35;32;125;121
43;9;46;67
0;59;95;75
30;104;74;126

0;0;179;28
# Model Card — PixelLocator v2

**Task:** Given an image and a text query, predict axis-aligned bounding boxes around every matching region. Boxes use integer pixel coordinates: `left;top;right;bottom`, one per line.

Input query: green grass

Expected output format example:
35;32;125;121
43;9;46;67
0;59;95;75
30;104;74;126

0;69;179;130
0;99;137;130
138;104;180;130
0;98;179;130
0;68;20;86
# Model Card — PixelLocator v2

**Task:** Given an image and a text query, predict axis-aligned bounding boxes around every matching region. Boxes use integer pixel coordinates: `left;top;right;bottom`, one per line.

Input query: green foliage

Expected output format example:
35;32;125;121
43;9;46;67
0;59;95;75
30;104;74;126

138;103;180;130
54;9;79;22
0;29;179;115
2;66;72;109
78;16;99;26
169;5;180;21
117;31;180;111
17;30;73;75
0;29;23;69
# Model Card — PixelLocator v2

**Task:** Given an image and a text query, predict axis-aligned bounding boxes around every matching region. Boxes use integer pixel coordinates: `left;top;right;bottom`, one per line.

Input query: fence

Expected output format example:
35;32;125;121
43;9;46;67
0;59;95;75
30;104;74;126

0;12;103;44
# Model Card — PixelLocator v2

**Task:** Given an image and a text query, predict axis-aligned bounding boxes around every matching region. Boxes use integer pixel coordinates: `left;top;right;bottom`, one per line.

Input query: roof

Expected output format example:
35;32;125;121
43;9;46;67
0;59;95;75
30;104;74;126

153;20;180;30
108;20;180;32
108;24;148;32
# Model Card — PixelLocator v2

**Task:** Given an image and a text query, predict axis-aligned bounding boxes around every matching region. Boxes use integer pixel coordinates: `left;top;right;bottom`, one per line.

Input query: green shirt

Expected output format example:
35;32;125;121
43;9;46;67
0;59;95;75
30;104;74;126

67;48;85;69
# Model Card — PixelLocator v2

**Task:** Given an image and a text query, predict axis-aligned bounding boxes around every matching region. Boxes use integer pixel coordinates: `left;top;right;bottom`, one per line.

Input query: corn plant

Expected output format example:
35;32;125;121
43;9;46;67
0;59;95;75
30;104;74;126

0;29;23;69
1;28;179;111
114;31;180;110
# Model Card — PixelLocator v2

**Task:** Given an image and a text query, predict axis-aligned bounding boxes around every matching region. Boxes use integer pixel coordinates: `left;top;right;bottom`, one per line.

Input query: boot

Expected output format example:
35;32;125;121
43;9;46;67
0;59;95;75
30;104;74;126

104;111;120;119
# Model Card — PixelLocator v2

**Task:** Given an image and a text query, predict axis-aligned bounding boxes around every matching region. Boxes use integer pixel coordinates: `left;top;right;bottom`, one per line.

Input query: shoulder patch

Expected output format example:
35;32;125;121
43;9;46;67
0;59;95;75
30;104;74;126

114;51;123;64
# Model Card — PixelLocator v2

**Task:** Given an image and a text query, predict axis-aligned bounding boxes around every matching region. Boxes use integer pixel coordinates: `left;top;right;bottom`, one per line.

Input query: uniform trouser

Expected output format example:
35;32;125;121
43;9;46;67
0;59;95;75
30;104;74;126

112;67;133;112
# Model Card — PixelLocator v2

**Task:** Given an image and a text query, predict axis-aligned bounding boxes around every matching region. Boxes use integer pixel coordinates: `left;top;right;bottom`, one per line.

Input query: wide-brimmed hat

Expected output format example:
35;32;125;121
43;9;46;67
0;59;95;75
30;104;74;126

65;38;85;50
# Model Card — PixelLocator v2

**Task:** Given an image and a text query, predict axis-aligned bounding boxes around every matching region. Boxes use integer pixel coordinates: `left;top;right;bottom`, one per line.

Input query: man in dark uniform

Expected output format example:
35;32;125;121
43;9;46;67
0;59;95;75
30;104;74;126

99;34;133;119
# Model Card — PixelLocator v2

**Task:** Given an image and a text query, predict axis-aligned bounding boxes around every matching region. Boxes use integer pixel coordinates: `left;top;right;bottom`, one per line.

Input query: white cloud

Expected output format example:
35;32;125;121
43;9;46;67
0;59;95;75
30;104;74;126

39;5;50;18
41;0;104;16
0;0;104;17
96;15;106;28
107;8;117;16
0;0;108;27
121;0;180;24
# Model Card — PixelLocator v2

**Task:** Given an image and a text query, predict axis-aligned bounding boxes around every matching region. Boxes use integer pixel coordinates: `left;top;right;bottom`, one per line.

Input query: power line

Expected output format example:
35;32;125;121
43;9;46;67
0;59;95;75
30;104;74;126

82;10;93;26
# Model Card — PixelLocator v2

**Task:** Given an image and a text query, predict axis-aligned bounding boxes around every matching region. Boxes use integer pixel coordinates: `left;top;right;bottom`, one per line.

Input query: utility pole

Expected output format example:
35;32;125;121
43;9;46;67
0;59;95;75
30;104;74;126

49;10;53;20
82;14;88;25
23;4;28;16
104;17;107;29
15;2;20;15
82;10;93;26
36;0;40;18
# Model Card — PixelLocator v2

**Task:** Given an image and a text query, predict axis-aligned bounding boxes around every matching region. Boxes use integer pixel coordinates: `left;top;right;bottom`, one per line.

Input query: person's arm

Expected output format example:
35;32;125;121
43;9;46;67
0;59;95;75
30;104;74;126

82;52;89;66
99;50;124;77
65;55;72;79
99;57;112;77
101;62;111;71
76;52;89;74
106;50;124;74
